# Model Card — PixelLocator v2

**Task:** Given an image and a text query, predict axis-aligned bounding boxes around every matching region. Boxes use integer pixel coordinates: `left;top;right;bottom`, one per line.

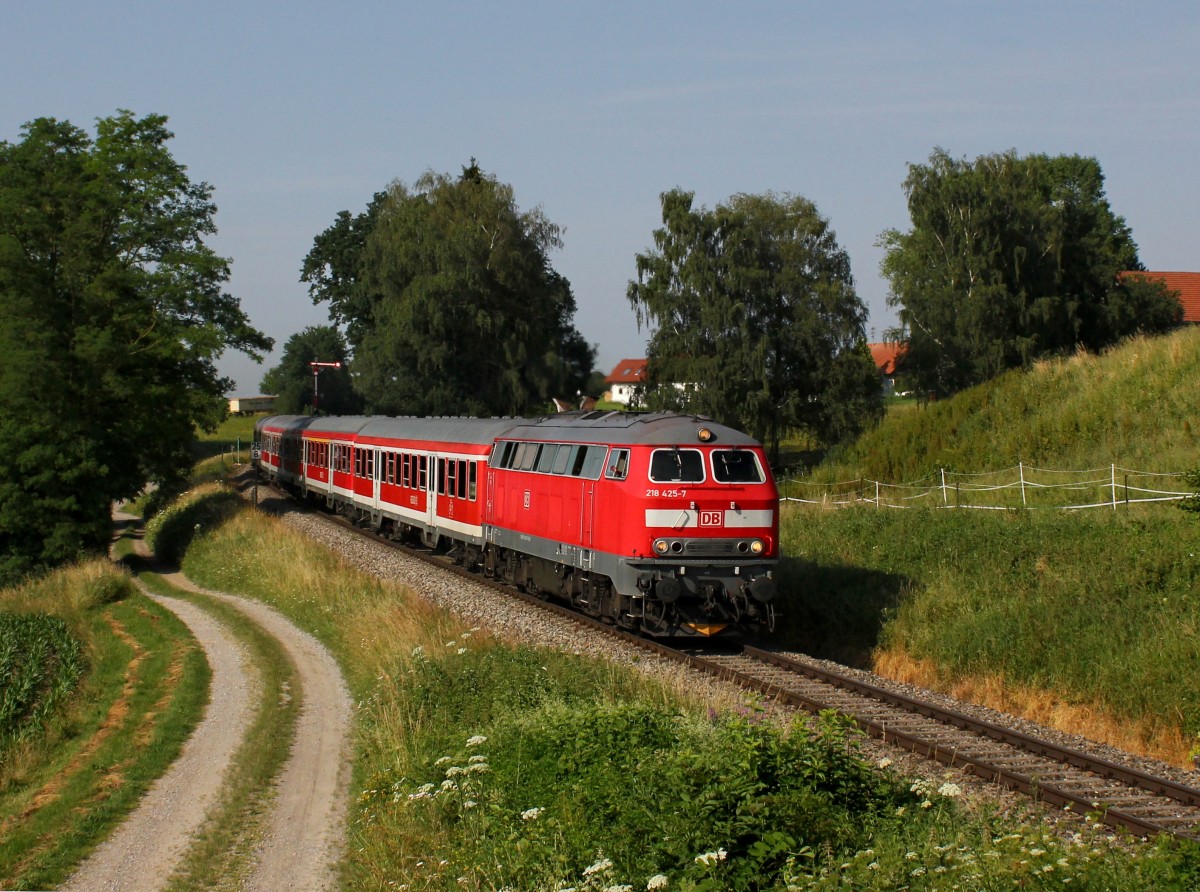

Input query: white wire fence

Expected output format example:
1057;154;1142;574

780;463;1195;511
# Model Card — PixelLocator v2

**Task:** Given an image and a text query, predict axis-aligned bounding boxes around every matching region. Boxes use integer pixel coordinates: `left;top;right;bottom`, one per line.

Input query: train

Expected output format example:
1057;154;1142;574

254;409;779;637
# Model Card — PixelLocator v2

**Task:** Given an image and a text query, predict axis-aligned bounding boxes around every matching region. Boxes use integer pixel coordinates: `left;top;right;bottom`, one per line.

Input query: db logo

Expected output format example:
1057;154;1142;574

699;510;722;527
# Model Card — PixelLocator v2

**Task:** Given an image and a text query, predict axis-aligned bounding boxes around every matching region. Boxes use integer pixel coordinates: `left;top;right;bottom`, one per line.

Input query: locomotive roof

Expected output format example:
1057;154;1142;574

498;411;762;447
259;411;761;448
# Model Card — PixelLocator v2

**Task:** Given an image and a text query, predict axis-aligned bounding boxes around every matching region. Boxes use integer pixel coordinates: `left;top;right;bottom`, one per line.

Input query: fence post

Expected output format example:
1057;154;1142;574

875;480;881;508
1019;461;1027;507
1111;463;1117;510
1125;474;1129;507
941;468;948;506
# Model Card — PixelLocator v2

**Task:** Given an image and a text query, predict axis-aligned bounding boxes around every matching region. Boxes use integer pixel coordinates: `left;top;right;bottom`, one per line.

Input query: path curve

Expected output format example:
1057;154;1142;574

64;515;353;892
161;571;354;892
61;590;258;892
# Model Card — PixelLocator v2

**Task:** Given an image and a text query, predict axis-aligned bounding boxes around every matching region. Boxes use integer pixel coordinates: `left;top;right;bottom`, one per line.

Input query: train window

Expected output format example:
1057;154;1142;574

576;445;607;479
509;442;527;470
418;455;429;490
492;441;513;468
456;460;468;498
649;448;705;483
536;444;559;473
605;448;630;480
519;443;540;471
712;449;764;483
552;445;571;475
384;452;396;484
354;448;365;478
437;458;447;496
366;450;377;480
469;462;478;500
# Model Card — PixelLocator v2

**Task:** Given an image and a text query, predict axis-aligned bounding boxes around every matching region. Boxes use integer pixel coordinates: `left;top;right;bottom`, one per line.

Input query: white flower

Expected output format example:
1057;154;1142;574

921;799;933;808
435;756;453;767
646;874;669;890
694;849;727;867
466;735;487;747
445;765;465;777
938;782;962;798
521;807;544;821
465;762;490;774
584;857;614;876
463;799;477;809
468;754;488;763
411;645;425;657
876;757;893;769
603;886;632;892
457;648;467;655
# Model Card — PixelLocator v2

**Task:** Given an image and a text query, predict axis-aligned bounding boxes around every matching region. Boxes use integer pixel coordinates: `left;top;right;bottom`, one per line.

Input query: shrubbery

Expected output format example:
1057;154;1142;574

145;484;244;564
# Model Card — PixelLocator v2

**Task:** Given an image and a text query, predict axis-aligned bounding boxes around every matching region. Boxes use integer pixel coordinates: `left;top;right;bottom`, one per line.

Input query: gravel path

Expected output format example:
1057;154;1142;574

63;513;353;892
60;588;258;892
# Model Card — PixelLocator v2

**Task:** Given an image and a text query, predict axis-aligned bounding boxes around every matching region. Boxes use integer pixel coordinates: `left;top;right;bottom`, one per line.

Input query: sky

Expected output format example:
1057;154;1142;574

4;1;1198;396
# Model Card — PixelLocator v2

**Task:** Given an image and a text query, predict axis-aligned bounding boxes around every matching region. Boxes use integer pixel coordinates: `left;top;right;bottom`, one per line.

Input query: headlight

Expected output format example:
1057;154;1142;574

653;539;670;555
750;539;765;555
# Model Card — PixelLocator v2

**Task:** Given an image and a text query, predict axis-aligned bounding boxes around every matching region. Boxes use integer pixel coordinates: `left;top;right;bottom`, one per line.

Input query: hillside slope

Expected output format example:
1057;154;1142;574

814;326;1200;483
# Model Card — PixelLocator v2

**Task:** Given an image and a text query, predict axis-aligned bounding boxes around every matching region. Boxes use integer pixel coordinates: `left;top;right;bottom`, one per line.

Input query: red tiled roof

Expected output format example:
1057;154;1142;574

868;343;905;376
1121;271;1200;323
604;358;648;384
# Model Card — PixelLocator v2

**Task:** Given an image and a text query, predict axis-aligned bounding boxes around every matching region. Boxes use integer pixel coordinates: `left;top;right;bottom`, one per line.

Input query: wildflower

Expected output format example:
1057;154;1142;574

445;641;457;647
584;857;614;876
905;852;918;861
460;631;472;639
457;648;467;655
468;754;488;763
464;799;477;809
411;645;425;657
877;757;893;769
466;735;487;747
435;756;453;767
521;807;544;821
1030;849;1046;857
445;766;465;777
867;862;879;871
895;806;906;817
603;886;632;892
647;874;669;890
921;799;933;809
938;782;962;798
465;762;490;774
911;867;926;877
695;849;727;867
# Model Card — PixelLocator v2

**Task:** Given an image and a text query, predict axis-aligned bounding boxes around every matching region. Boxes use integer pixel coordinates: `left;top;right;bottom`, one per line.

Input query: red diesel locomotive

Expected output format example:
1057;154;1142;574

255;410;779;637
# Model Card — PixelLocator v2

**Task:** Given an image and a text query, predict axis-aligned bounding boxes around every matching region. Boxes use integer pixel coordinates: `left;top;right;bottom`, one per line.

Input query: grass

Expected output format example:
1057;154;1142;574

168;483;1200;889
0;560;209;890
772;327;1200;767
778;505;1200;765
789;327;1200;488
193;412;259;463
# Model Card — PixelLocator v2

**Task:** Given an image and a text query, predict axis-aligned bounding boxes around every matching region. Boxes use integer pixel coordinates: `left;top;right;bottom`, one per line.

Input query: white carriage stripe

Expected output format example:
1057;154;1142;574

644;509;697;529
722;509;774;528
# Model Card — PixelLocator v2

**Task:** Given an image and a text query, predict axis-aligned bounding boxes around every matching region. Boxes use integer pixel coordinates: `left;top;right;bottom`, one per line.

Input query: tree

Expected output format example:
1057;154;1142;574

628;189;882;459
302;161;594;416
259;325;361;415
0;112;271;583
880;148;1182;395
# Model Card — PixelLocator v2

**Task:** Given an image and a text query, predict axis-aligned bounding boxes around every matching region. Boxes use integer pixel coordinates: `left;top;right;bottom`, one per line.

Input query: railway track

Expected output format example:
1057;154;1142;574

251;472;1200;844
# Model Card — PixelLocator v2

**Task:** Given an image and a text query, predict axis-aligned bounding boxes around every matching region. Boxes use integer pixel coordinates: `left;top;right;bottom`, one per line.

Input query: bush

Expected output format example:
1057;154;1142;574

145;484;244;564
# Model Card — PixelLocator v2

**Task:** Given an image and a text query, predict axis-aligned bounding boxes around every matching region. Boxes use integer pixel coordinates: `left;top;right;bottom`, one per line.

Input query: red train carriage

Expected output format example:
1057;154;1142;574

255;410;779;637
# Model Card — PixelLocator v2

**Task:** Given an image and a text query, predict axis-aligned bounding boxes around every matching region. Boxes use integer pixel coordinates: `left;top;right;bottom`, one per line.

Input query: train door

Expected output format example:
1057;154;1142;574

423;453;438;545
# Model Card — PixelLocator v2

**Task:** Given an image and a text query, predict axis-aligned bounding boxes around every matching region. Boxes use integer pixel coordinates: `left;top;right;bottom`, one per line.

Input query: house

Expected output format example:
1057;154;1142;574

868;342;906;394
1120;271;1200;323
604;358;648;406
228;395;277;415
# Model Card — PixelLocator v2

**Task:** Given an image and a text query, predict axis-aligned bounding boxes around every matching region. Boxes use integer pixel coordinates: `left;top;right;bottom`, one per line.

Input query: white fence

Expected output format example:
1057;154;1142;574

781;463;1194;511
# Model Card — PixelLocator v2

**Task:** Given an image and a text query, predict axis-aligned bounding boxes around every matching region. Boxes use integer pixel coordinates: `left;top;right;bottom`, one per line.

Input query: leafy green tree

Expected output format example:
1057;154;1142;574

259;325;361;415
0;112;271;583
881;149;1181;395
302;162;594;416
628;189;882;458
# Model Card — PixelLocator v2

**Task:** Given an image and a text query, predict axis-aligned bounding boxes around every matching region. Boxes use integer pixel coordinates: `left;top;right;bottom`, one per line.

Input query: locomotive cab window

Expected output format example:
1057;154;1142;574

712;449;765;484
605;448;630;480
649;448;705;483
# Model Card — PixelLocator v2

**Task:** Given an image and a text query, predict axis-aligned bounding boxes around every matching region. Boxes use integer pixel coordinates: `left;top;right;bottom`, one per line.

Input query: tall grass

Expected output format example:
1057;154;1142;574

799;327;1200;486
0;560;208;889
